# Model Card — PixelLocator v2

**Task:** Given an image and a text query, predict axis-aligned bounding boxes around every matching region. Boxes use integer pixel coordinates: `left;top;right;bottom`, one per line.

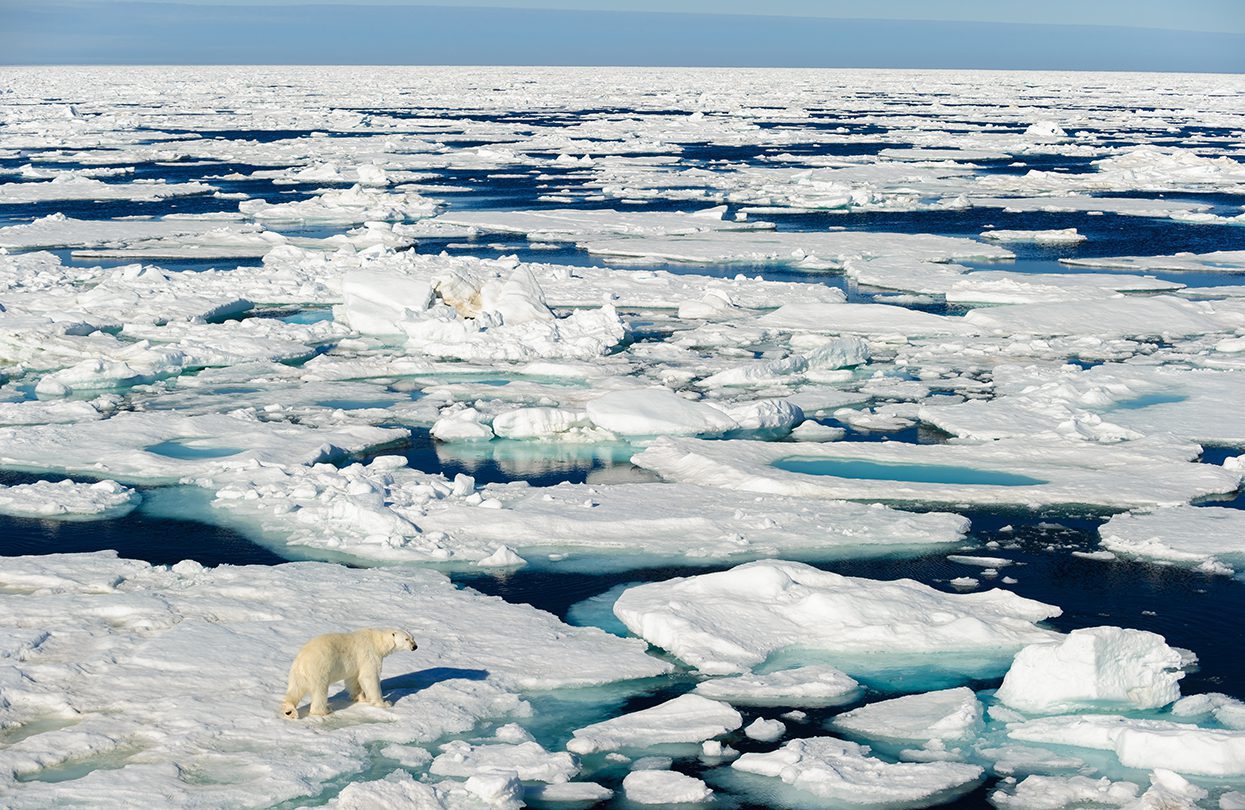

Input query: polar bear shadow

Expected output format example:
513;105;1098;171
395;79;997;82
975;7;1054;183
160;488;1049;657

375;666;489;704
290;669;489;721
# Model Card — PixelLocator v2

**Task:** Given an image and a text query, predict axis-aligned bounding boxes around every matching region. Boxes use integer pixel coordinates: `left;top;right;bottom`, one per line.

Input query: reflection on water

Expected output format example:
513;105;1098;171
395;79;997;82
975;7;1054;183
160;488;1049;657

399;428;654;486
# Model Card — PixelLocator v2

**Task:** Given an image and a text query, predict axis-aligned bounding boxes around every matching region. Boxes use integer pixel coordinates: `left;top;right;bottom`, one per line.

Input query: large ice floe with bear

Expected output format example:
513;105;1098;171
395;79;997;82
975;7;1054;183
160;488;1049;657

3;65;1245;808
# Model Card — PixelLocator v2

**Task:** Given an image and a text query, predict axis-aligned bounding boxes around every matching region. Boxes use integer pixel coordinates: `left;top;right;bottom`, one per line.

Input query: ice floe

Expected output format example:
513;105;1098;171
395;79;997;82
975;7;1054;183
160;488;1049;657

995;627;1187;714
0;479;139;520
1099;506;1245;575
632;434;1239;508
565;693;742;754
612;560;1060;674
0;552;668;806
729;737;983;807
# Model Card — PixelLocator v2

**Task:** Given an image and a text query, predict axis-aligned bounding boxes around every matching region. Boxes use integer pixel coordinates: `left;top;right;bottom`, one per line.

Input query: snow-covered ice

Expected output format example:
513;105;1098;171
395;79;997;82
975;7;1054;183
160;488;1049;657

1099;506;1245;574
0;552;669;807
612;560;1060;674
566;694;742;754
994;627;1186;714
729;737;983;806
0;479;139;520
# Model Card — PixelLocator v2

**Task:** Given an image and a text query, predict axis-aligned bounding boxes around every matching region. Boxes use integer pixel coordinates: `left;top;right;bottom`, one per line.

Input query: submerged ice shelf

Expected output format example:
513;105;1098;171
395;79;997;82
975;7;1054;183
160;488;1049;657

3;65;1245;809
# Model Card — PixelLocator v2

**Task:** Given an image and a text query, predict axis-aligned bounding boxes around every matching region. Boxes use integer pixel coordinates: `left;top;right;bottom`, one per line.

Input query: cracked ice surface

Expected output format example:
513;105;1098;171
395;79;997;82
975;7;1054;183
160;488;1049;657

612;560;1061;674
3;65;1245;808
0;552;669;807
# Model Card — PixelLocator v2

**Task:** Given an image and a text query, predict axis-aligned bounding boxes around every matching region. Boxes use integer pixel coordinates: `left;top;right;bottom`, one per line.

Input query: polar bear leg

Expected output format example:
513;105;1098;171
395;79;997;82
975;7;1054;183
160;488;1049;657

281;684;306;719
345;674;362;702
308;677;331;716
359;665;389;708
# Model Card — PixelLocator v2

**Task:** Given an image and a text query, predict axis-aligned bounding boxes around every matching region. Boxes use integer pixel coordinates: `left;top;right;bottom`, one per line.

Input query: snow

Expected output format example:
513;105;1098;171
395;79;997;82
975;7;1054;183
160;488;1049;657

581;230;1011;271
995;627;1186;714
565;694;742;754
0;411;407;484
622;769;713;804
0;552;669;807
921;364;1245;447
744;717;786;742
5;64;1245;809
526;781;614;803
632;434;1238;509
325;770;446;809
981;228;1086;244
429;739;577;783
0;176;214;203
584;388;739;437
963;296;1241;340
0;479;139;520
0;214;252;251
831;687;983;744
434;206;772;240
612;560;1060;675
1099;506;1245;574
757;302;975;338
730;737;983;806
239;184;439;224
200;458;971;568
693;665;860;707
1006;714;1245;777
990;774;1140;809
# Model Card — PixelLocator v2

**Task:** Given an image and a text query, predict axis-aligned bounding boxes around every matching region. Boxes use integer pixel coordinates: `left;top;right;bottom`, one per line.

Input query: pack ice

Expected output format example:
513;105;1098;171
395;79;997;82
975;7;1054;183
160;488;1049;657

612;560;1060;674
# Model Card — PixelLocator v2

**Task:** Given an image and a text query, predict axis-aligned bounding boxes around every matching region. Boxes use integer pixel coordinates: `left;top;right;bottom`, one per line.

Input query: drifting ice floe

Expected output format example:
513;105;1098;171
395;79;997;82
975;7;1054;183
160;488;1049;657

565;693;742;754
729;737;983;807
239;184;440;224
990;770;1207;810
994;627;1187;714
1099;506;1245;574
1005;714;1245;777
0;411;406;483
612;560;1060;674
0;479;139;520
980;228;1086;245
693;665;861;707
622;770;714;804
433;206;772;240
581;230;1011;270
632;434;1239;508
0;552;668;807
831;687;983;746
203;458;970;567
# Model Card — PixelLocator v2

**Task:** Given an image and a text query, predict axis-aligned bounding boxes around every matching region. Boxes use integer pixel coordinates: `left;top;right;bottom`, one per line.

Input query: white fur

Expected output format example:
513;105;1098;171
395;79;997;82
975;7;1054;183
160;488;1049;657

281;628;416;719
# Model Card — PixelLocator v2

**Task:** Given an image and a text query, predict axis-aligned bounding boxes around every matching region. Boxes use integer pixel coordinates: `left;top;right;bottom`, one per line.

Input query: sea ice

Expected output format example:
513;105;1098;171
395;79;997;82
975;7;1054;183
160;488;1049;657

831;687;983;744
994;627;1186;714
612;560;1060;675
0;411;407;483
632;434;1238;508
730;737;983;806
693;665;861;707
1099;506;1245;574
0;479;139;520
1006;714;1245;777
565;694;742;754
0;552;669;807
622;769;713;804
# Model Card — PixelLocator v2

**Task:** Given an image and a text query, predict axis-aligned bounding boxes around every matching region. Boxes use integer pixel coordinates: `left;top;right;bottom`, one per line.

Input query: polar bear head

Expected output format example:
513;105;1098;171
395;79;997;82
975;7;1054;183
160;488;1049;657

382;628;417;654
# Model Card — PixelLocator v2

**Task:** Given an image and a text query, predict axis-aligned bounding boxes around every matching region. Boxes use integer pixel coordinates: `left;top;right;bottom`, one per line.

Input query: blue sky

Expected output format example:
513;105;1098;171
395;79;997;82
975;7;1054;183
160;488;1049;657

2;1;1242;70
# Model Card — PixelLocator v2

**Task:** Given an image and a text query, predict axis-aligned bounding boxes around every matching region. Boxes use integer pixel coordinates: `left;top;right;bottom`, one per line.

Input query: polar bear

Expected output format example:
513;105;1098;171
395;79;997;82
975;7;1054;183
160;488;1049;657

281;628;417;719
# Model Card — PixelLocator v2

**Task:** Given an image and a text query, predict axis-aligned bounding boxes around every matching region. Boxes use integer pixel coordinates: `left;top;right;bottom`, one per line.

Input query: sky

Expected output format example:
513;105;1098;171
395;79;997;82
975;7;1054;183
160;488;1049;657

1;1;1242;71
